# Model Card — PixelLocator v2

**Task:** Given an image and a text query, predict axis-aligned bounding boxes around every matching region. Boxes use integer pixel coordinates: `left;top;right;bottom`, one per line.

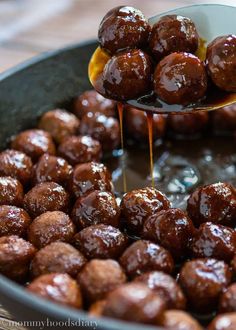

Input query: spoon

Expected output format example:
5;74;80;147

88;4;236;114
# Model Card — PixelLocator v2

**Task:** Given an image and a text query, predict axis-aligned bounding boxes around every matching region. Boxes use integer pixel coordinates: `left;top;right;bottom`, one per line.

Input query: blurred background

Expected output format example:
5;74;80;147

0;0;235;72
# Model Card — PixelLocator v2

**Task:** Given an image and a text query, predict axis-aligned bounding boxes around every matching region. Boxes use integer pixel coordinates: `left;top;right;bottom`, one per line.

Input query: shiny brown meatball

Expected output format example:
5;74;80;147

70;162;113;198
191;222;236;262
121;187;170;235
98;6;150;54
79;113;120;151
0;176;24;207
102;49;153;101
77;259;126;303
0;205;31;237
212;104;236;133
24;182;69;218
120;240;174;278
102;282;165;324
73;224;128;259
30;242;86;278
27;273;82;308
11;129;56;162
143;208;195;260
206;35;236;92
28;211;76;249
179;258;232;312
219;284;236;313
149;15;199;61
38;109;80;144
135;271;186;310
33;154;72;187
72;190;120;229
0;235;36;281
168;112;209;135
89;300;106;317
208;313;236;330
187;182;236;227
154;52;207;105
73;90;116;119
0;149;33;186
160;310;203;330
58;135;102;166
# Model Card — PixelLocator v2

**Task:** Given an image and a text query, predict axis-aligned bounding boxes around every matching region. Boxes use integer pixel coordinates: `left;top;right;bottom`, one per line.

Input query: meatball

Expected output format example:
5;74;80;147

72;190;120;229
38;109;80;144
0;176;24;207
102;49;153;101
28;211;76;249
89;300;106;317
102;282;165;325
0;149;33;186
154;52;207;105
212;104;236;133
142;208;195;260
168;112;209;135
70;162;113;198
11;129;56;162
98;6;150;54
187;182;236;227
179;258;232;312
77;259;126;303
30;242;86;278
24;182;69;218
79;113;120;151
219;284;236;313
208;313;236;330
231;254;236;274
121;187;170;235
33;154;72;187
27;273;82;309
58;135;102;166
0;235;36;281
73;90;116;119
160;310;203;330
0;205;31;237
120;240;174;278
149;15;199;61
73;224;128;259
191;222;236;262
206;35;236;92
135;271;186;310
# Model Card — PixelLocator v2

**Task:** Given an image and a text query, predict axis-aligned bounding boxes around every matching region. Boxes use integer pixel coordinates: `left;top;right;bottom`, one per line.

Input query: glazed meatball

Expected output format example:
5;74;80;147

98;6;150;54
28;211;76;249
160;310;203;330
102;282;165;325
24;182;69;218
38;109;80;144
179;258;232;312
30;242;86;278
154;52;207;105
0;235;36;281
142;208;195;260
135;271;186;310
0;205;31;237
208;313;236;330
187;182;236;227
206;35;236;92
73;224;128;259
89;300;106;317
0;176;24;207
219;284;236;313
72;190;120;229
58;135;102;166
120;240;174;278
191;222;236;262
0;149;33;185
11;129;56;162
27;273;82;309
121;187;170;235
168;112;209;135
33;154;72;187
79;113;120;151
212;104;236;133
70;162;113;198
73;90;116;119
77;259;126;303
102;49;153;101
149;15;199;61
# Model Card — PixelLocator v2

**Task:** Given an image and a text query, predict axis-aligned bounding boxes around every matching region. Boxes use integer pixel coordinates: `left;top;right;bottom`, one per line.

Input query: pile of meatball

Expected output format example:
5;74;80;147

97;6;236;105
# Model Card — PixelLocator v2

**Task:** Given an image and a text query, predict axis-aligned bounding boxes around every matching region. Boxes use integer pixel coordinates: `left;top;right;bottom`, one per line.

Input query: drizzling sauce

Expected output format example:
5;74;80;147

146;112;155;187
117;102;127;192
